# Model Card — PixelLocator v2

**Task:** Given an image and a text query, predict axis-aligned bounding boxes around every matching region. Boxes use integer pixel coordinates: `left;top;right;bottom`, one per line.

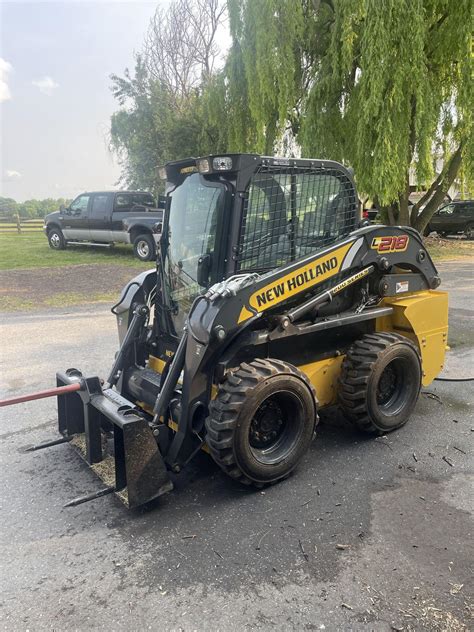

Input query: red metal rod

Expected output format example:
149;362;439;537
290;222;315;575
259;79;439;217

0;382;82;407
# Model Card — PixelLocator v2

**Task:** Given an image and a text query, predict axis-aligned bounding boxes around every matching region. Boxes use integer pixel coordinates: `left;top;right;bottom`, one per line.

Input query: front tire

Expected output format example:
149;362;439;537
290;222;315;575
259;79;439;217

465;224;474;240
47;227;66;250
206;359;318;486
339;333;421;434
133;233;156;261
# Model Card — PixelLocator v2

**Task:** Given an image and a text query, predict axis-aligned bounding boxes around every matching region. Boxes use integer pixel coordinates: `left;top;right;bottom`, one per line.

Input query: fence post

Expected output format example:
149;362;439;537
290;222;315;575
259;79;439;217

15;213;22;234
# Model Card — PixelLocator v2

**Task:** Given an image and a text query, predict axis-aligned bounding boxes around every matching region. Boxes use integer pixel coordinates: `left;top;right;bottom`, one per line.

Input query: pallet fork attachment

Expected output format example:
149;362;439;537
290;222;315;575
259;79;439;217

55;369;173;508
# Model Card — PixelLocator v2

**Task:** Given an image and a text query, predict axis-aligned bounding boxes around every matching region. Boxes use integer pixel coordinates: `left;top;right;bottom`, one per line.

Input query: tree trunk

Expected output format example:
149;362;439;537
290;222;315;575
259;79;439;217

413;144;464;234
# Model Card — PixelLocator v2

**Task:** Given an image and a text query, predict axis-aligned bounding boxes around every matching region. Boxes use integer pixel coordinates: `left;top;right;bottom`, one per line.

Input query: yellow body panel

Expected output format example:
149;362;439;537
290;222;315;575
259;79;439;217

148;355;167;374
297;355;345;407
376;290;449;386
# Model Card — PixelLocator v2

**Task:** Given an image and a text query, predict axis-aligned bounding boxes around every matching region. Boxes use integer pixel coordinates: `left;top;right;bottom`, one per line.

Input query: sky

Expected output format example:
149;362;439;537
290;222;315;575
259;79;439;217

0;0;161;201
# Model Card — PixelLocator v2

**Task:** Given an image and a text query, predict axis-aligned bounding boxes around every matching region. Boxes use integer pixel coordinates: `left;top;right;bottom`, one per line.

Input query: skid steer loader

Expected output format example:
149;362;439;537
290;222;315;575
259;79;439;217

15;154;449;508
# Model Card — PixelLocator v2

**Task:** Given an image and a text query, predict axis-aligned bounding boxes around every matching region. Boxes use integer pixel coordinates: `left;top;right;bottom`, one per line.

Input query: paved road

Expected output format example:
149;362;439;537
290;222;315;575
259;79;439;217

0;261;472;631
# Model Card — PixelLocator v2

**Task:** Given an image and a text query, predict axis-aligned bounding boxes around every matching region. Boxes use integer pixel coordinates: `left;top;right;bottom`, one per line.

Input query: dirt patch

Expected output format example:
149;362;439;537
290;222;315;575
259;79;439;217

424;235;474;260
0;264;143;311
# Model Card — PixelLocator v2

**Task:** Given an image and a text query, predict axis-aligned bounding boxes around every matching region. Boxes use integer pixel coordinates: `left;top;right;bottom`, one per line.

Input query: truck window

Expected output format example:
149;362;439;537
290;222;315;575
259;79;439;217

114;194;132;212
132;193;155;208
70;194;90;216
91;194;109;216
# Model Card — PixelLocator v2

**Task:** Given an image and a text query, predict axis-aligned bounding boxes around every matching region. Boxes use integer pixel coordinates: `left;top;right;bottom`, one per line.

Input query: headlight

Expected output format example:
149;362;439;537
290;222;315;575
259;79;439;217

197;158;211;174
212;156;232;171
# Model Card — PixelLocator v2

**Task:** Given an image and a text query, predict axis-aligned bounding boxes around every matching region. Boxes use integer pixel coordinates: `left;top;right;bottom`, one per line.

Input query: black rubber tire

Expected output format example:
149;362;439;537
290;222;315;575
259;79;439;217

339;333;421;434
133;233;155;261
464;224;473;240
47;226;66;250
206;358;318;486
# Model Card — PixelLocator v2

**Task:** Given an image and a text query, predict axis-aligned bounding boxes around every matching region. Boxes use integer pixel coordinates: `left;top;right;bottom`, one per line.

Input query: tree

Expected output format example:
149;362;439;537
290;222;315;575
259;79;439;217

224;0;473;230
0;197;71;218
110;0;227;190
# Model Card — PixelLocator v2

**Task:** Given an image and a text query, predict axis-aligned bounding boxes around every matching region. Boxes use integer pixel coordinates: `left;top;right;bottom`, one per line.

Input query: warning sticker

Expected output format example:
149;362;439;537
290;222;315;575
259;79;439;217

396;281;409;293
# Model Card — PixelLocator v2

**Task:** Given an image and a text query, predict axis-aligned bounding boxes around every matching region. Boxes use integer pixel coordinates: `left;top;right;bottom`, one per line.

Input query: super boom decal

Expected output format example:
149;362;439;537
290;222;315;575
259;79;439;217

238;241;354;323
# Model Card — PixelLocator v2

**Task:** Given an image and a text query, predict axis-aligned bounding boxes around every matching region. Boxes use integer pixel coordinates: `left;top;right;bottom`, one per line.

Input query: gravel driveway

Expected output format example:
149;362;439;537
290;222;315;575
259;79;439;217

0;261;472;631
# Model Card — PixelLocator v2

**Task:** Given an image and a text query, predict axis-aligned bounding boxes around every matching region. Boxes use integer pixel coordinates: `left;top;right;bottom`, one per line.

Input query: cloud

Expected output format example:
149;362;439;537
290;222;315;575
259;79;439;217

0;58;13;103
5;170;22;180
32;76;59;96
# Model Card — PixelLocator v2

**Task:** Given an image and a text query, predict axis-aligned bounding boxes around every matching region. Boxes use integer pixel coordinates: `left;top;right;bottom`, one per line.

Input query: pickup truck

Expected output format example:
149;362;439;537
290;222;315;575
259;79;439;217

43;190;164;261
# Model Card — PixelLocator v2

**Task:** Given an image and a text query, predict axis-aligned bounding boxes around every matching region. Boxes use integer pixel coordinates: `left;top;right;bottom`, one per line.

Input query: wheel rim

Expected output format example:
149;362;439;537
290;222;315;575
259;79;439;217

249;390;305;465
466;226;473;239
376;358;408;415
50;232;60;248
136;240;150;258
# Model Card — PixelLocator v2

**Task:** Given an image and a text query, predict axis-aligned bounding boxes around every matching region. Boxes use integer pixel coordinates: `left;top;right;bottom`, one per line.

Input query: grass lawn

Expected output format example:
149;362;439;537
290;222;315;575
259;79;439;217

0;232;472;273
0;233;148;271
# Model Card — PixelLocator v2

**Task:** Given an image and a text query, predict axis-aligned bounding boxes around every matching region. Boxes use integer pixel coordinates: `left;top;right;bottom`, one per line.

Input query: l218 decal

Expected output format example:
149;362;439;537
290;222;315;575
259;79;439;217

371;235;409;253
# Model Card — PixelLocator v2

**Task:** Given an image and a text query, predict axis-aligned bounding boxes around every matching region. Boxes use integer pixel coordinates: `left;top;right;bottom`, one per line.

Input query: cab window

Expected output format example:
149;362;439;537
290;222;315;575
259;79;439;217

438;204;454;215
69;194;90;215
114;194;132;212
91;194;109;216
132;193;155;208
237;169;355;272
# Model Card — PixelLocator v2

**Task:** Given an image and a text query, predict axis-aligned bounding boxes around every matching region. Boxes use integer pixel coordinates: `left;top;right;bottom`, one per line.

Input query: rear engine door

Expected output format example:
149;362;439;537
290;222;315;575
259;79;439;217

89;193;113;242
63;194;91;240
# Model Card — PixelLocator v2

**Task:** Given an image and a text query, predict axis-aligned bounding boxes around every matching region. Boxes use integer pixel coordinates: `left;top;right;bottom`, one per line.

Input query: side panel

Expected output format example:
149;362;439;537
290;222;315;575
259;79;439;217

376;290;449;386
297;355;344;407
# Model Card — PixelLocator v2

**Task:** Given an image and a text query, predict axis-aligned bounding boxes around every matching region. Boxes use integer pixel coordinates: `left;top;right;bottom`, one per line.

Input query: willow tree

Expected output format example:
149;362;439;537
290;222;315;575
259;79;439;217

226;0;473;230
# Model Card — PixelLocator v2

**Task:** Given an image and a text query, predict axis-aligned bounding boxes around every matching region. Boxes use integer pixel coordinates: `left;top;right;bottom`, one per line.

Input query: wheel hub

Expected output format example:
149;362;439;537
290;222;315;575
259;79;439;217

137;241;149;257
376;364;398;406
249;400;285;449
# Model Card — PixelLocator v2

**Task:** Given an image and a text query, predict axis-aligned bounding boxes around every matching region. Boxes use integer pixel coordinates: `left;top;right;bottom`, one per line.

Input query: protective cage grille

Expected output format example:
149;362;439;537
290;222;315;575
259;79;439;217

236;164;357;272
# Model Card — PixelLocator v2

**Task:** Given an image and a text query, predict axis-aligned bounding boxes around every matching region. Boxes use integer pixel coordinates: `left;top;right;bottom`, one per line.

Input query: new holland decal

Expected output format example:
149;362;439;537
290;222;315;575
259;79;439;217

371;235;409;253
238;241;354;324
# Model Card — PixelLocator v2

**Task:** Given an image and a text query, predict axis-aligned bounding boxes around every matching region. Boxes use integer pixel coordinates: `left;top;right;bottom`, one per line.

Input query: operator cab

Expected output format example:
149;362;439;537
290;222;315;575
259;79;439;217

157;154;358;336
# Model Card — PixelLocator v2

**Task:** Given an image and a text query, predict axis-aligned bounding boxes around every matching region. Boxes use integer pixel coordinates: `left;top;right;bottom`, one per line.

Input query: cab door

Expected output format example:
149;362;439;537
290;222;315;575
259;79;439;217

429;203;454;234
89;193;113;242
63;194;91;240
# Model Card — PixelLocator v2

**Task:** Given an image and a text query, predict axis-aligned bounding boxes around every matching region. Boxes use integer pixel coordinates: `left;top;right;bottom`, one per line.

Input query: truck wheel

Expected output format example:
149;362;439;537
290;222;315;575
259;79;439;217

206;358;318;486
339;333;421;434
133;233;155;261
47;227;66;250
464;224;473;240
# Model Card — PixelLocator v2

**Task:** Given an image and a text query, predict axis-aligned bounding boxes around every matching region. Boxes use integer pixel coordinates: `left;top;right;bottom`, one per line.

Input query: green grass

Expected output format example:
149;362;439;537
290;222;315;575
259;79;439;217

0;232;472;273
0;233;148;270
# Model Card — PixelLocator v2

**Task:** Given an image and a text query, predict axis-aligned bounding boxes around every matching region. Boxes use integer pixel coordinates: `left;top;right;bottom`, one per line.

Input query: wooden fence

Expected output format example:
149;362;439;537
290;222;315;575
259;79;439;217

0;215;44;234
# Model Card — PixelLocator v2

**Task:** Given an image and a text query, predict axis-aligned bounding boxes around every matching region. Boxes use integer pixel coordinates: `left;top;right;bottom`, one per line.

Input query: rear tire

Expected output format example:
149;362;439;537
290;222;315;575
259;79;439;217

133;233;155;261
206;358;318;486
339;333;421;434
47;227;66;250
464;224;474;240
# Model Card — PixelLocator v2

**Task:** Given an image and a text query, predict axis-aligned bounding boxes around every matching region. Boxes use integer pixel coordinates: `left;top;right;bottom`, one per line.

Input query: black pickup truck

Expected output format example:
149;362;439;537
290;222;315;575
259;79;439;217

43;191;164;261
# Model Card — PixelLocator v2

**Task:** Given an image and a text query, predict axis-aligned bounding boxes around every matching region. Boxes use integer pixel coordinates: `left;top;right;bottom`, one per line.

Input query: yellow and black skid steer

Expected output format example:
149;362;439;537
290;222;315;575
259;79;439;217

2;154;448;508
